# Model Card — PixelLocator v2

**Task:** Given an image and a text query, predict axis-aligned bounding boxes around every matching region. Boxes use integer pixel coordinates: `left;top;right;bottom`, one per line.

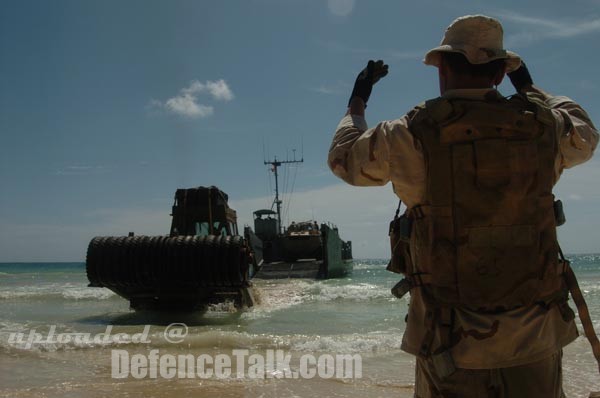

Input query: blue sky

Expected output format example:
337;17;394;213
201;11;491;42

1;0;599;261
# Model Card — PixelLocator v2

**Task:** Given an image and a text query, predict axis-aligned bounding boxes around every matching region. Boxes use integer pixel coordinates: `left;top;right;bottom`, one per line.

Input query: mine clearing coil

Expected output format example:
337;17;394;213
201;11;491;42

86;235;249;290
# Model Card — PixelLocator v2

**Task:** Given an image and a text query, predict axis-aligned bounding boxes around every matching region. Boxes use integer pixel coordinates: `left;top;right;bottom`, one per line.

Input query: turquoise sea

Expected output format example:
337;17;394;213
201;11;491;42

1;257;600;397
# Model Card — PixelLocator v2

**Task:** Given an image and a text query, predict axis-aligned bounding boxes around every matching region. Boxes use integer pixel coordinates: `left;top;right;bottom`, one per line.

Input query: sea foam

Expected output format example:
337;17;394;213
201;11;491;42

0;284;115;301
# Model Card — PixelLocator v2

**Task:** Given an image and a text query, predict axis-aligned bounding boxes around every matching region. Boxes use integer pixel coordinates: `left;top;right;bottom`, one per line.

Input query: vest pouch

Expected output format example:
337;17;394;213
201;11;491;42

537;195;564;299
387;214;413;274
554;200;566;226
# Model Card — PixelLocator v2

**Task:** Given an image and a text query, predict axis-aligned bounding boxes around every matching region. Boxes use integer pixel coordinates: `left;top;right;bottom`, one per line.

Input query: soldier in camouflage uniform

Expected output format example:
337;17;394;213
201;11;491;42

328;15;599;398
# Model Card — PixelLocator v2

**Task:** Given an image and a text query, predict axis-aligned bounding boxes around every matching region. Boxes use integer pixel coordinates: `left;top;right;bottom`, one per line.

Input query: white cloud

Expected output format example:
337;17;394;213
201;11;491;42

496;11;600;47
206;80;235;101
327;0;355;17
165;93;214;118
152;79;234;119
182;80;203;95
311;81;349;95
182;79;234;101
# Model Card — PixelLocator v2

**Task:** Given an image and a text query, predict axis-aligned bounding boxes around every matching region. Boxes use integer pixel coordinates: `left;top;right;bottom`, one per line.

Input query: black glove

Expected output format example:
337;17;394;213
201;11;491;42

507;61;533;93
348;60;389;107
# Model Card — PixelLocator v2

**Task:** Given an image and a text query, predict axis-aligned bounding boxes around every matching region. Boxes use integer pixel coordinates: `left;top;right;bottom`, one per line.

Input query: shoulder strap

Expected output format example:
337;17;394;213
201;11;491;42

394;199;402;219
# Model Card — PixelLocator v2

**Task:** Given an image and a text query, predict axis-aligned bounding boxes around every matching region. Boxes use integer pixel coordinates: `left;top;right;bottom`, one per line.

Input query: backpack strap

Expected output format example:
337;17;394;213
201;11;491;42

394;199;402;219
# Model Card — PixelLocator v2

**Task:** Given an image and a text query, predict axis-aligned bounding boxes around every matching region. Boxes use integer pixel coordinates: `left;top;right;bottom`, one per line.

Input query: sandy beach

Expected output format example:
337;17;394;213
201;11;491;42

1;259;600;397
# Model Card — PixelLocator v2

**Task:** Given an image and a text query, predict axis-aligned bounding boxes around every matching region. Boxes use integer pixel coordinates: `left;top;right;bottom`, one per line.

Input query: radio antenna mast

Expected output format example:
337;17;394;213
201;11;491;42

264;153;303;234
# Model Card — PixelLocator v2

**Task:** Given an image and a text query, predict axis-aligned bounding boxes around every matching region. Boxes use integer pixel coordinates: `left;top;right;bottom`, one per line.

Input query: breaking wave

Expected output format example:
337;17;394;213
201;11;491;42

310;282;395;302
0;284;116;301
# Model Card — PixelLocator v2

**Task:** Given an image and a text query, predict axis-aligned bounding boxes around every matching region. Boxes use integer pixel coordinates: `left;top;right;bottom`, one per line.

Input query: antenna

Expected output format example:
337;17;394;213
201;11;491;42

264;154;304;235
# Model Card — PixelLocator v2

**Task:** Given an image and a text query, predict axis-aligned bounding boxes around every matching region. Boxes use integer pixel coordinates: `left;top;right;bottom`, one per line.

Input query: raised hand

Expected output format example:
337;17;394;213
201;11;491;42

348;59;389;107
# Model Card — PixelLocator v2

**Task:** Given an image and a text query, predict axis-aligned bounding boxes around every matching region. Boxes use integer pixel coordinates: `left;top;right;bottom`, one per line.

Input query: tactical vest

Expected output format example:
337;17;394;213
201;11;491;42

403;93;565;312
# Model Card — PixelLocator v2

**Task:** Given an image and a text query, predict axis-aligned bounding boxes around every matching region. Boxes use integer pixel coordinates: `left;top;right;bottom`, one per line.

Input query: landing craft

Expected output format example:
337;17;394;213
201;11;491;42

247;155;353;279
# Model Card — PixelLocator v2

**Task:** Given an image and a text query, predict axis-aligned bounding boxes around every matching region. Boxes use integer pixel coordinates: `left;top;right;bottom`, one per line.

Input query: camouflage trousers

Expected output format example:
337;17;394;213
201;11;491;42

415;350;565;398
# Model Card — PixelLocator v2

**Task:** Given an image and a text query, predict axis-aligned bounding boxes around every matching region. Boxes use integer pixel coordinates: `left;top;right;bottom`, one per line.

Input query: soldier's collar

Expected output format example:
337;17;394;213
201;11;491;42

441;88;504;101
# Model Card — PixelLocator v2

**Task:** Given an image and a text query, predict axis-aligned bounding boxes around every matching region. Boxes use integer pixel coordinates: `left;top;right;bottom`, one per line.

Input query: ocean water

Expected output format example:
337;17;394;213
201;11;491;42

0;257;599;397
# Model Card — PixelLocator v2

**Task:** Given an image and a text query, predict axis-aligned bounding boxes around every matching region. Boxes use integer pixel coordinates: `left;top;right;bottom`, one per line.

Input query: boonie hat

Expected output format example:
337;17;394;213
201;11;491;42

424;15;521;72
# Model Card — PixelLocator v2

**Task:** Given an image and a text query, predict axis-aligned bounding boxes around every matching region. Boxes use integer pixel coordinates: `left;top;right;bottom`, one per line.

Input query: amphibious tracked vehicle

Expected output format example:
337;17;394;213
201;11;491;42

86;186;258;311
